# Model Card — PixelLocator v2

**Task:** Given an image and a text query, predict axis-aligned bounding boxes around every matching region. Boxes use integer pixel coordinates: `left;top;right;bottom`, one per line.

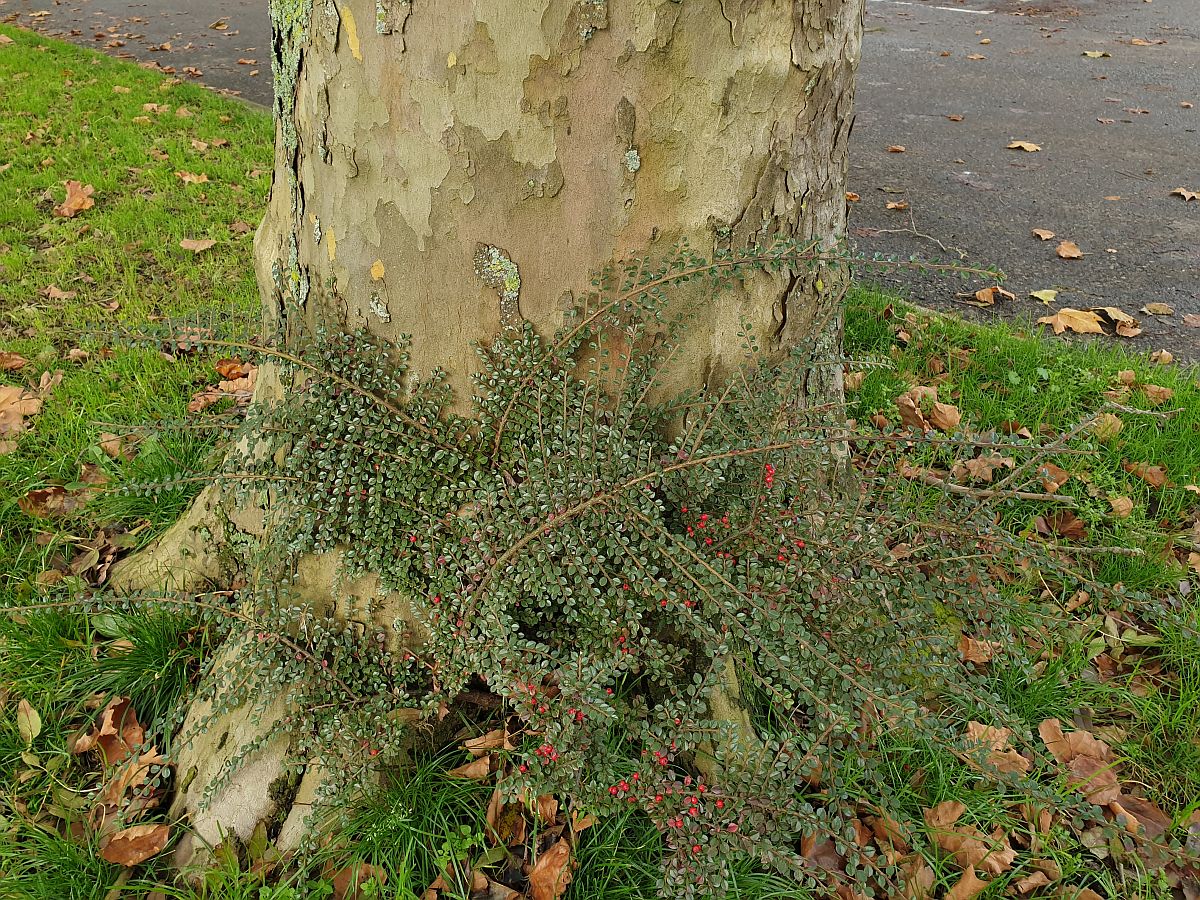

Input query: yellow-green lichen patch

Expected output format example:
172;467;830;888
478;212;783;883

473;244;521;328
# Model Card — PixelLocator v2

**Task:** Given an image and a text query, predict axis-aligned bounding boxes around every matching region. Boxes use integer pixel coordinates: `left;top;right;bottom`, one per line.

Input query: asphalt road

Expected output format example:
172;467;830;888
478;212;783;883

4;0;1198;357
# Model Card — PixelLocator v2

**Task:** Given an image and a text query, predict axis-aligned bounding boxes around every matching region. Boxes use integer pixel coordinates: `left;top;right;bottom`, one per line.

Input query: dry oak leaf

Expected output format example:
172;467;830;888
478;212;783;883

99;823;170;866
1038;719;1121;804
923;802;1017;875
946;867;987;900
1141;302;1174;315
0;371;62;454
1008;140;1041;151
954;453;1013;484
1031;228;1056;241
54;180;95;217
447;755;492;779
973;285;1016;306
1037;462;1071;493
528;838;576;900
179;238;216;253
1038;308;1104;335
1122;460;1169;488
214;358;251;380
928;401;961;432
0;351;28;371
1055;240;1084;259
1170;188;1199;201
1140;384;1174;405
71;696;147;766
1014;871;1053;894
959;635;1000;664
1091;306;1141;337
964;721;1031;774
1107;496;1134;518
1110;795;1171;839
1037;510;1088;541
331;863;387;900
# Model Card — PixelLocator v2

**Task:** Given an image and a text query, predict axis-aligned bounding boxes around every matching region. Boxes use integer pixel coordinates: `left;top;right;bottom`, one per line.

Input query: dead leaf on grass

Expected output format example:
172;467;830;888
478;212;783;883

1035;510;1088;541
928;402;961;432
179;238;216;253
1038;719;1121;804
1038;308;1104;335
959;636;1000;664
946;866;987;900
0;351;28;371
174;170;209;185
964;722;1031;775
1107;496;1134;518
1140;384;1174;405
953;453;1013;484
528;838;575;900
1122;461;1169;488
1037;462;1071;493
1149;349;1174;366
99;823;170;866
971;285;1016;306
447;755;492;779
54;180;95;217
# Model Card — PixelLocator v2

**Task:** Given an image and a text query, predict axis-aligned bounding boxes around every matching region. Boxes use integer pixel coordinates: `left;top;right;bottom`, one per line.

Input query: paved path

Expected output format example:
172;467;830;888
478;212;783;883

5;0;1198;357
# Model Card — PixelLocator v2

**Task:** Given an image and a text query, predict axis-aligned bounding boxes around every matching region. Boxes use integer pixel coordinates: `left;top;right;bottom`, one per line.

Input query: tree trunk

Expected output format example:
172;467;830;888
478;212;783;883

115;0;863;871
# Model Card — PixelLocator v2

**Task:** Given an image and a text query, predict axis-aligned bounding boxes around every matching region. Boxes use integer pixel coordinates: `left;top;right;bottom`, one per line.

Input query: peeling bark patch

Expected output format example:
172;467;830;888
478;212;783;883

376;0;411;38
340;4;363;60
473;244;521;328
578;0;609;40
369;293;391;322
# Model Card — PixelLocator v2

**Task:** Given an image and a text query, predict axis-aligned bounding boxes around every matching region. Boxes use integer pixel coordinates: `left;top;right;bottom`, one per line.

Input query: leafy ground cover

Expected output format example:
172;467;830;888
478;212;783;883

2;24;1198;900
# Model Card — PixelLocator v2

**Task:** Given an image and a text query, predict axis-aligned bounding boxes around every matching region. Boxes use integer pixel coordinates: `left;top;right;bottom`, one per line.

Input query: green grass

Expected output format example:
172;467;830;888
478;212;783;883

2;22;1200;900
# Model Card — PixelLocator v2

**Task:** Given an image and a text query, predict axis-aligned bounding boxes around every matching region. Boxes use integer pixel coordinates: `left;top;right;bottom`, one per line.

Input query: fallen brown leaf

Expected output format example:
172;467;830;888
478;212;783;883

1184;313;1200;327
99;823;170;866
1036;510;1088;541
54;180;95;217
887;145;907;153
1055;240;1084;259
1031;228;1056;241
1141;302;1174;315
1037;462;1071;493
928;402;961;432
964;722;1031;775
0;351;28;371
1140;384;1174;405
1038;308;1104;335
528;838;575;900
845;191;861;202
1149;349;1174;365
174;170;209;185
1170;188;1199;201
886;200;910;211
331;863;387;900
972;285;1016;306
959;635;999;664
1008;140;1041;151
447;755;492;779
1038;719;1121;804
1107;496;1134;518
1122;461;1169;488
946;867;987;900
179;238;216;253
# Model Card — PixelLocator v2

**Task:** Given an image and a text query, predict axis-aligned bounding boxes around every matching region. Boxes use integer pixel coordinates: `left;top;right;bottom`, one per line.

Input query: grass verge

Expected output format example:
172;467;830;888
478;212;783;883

2;22;1198;900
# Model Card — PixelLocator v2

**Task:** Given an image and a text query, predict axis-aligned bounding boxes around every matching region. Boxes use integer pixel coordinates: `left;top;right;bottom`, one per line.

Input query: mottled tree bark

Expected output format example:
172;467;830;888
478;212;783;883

115;0;864;869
